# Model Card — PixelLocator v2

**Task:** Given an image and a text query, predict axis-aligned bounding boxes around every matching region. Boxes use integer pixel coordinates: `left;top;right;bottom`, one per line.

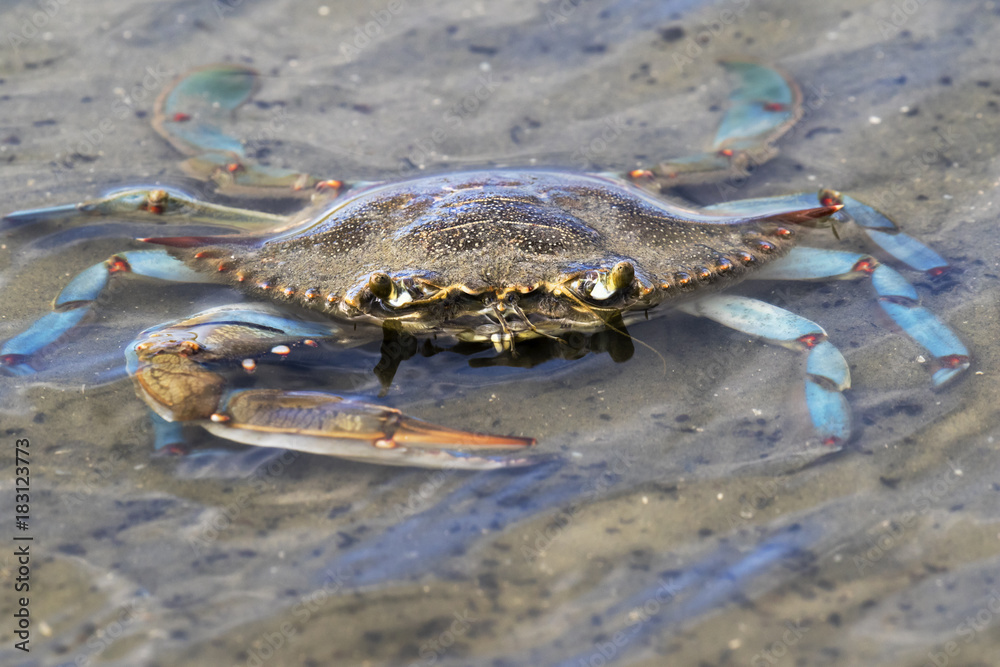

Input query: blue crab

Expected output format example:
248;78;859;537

0;61;970;469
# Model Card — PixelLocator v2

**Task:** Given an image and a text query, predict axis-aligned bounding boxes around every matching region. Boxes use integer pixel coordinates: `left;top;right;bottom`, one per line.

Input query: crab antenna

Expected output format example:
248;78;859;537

508;302;565;344
555;287;668;374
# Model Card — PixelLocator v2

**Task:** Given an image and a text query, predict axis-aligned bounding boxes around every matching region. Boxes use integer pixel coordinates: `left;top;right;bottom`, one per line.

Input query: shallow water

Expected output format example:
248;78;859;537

0;1;998;666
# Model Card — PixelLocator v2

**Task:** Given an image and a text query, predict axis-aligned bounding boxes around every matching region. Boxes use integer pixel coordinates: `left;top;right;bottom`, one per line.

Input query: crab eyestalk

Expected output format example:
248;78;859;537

609;260;635;293
578;260;636;301
368;271;413;307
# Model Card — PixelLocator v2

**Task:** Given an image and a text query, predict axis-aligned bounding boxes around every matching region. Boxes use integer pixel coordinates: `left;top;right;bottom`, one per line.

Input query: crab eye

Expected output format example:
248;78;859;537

578;261;635;300
609;261;634;291
368;272;393;300
368;271;415;308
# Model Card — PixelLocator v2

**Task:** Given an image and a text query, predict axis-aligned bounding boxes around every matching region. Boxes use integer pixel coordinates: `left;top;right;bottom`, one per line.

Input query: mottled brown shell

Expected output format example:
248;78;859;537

170;170;832;339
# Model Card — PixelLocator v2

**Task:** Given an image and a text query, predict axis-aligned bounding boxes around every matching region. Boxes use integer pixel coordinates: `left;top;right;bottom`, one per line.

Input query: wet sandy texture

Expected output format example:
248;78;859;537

0;1;998;666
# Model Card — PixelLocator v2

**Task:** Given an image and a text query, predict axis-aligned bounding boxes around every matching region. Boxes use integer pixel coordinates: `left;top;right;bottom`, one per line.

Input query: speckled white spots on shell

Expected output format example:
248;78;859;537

178;170;807;337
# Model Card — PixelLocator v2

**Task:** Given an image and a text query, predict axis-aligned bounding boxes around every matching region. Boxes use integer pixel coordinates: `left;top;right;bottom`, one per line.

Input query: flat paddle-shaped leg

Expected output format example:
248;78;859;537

0;249;210;375
611;60;802;189
677;295;851;446
751;247;970;386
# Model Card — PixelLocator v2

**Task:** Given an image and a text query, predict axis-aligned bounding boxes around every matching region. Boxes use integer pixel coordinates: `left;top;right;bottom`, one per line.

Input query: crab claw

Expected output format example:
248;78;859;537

712;59;802;152
620;60;803;187
819;189;951;275
124;306;540;469
152;64;323;197
152;63;259;157
203;390;537;469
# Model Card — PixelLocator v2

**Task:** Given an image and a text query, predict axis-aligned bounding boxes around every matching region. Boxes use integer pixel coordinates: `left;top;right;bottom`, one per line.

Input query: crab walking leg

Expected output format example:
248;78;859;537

818;189;949;275
614;60;802;188
750;247;970;386
149;410;186;452
126;306;537;469
176;152;344;197
2;187;284;232
152;63;344;196
676;295;851;445
704;189;952;277
0;250;210;375
701;192;833;217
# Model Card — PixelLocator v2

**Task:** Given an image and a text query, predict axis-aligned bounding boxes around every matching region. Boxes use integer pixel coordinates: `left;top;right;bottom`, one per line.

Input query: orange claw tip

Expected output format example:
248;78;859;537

768;203;843;226
851;258;877;274
796;333;823;349
106;257;131;273
0;353;28;366
802;203;844;219
315;179;343;191
393;417;536;450
936;354;970;369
